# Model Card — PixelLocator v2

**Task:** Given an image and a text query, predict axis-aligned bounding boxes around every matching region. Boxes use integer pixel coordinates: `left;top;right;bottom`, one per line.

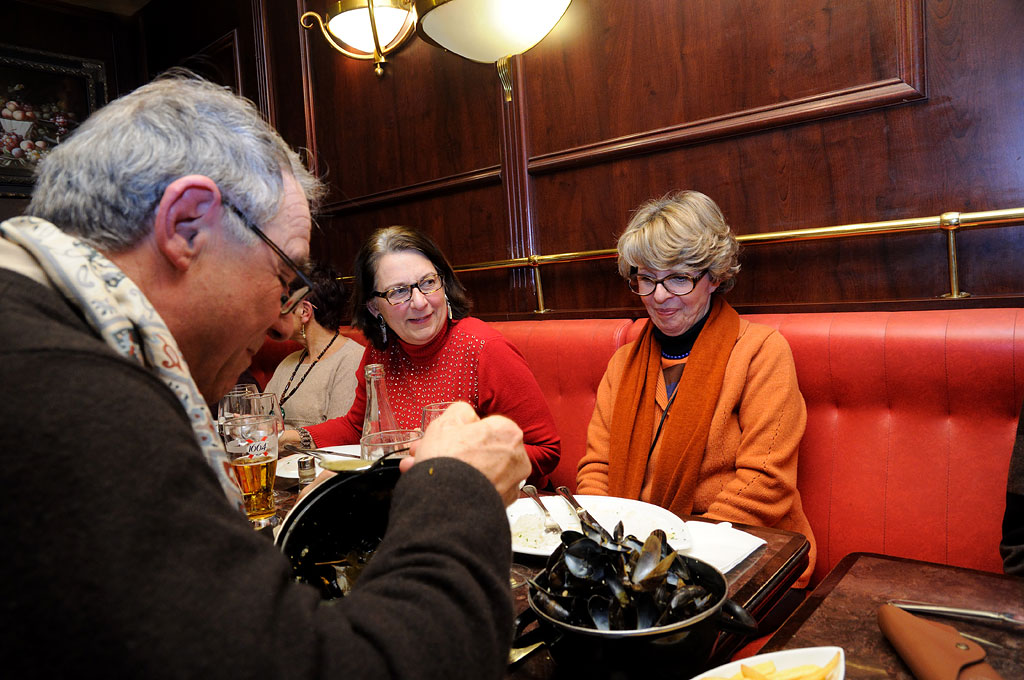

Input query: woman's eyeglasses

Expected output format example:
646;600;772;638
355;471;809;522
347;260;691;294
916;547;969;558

628;270;706;297
373;273;444;305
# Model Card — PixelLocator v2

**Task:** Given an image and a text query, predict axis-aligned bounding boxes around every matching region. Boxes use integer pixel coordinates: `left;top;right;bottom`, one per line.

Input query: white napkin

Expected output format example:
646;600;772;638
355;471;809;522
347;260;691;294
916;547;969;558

679;521;766;573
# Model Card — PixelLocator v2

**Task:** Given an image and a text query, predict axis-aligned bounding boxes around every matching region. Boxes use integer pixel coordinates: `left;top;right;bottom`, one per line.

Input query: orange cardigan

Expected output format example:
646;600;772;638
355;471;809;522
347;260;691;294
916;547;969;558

578;318;816;587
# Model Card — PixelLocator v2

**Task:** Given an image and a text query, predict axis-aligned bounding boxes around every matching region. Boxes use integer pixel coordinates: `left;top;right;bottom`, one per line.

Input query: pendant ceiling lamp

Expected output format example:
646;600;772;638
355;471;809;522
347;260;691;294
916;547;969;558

301;1;418;77
414;0;572;100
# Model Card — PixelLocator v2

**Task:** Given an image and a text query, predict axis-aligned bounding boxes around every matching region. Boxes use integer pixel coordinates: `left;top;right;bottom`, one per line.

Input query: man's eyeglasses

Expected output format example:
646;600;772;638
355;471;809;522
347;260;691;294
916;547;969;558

372;273;444;306
628;269;706;297
222;199;313;314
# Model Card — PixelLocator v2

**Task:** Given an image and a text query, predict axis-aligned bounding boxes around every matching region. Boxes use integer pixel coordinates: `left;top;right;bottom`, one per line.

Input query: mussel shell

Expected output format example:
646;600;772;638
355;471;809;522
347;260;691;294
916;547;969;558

564;537;608;581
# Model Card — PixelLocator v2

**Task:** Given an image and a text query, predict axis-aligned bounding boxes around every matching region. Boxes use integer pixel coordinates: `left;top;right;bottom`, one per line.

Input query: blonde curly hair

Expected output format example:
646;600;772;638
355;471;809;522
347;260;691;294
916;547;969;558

617;190;740;293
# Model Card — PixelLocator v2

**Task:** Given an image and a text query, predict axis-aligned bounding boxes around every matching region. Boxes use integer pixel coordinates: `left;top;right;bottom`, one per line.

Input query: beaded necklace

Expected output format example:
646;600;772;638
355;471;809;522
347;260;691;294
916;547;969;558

279;330;339;410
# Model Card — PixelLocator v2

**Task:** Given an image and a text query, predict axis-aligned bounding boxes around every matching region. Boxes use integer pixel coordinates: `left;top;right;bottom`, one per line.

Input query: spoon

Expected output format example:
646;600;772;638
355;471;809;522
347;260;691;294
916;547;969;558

521;484;562;535
316;447;410;473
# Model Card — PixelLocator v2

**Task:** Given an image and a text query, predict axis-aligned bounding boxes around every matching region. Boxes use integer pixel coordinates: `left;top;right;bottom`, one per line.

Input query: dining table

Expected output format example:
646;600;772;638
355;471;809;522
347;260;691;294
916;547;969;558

505;515;811;678
271;470;812;678
759;552;1024;679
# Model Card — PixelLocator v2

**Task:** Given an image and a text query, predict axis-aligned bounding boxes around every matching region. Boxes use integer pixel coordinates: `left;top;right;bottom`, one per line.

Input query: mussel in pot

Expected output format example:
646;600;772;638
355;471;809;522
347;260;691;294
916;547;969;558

513;522;757;679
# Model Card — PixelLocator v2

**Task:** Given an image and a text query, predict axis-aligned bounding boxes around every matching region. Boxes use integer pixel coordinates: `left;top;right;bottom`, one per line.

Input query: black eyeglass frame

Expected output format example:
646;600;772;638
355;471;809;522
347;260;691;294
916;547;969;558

628;267;707;297
372;272;445;306
222;199;313;314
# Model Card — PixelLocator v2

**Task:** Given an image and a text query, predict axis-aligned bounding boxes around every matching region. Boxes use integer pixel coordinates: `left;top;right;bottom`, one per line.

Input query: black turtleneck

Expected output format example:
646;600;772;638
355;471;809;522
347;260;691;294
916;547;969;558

653;308;710;359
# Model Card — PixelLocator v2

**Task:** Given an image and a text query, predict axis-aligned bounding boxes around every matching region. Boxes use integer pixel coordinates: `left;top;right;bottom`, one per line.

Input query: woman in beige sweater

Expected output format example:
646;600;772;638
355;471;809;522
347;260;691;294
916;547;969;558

265;262;363;429
577;190;816;586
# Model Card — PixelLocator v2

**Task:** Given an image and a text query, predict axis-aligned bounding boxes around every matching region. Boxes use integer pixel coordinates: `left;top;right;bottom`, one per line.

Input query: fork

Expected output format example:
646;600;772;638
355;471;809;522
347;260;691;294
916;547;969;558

521;484;562;535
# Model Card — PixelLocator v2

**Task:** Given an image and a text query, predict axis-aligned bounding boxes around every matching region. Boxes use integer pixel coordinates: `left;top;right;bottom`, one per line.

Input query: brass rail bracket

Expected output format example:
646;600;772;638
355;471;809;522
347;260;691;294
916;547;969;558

939;212;970;299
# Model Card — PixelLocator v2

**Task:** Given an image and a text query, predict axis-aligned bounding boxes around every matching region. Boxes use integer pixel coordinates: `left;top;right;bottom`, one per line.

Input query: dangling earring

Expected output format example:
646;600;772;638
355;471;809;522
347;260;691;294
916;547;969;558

378;314;387;344
300;324;306;341
445;294;453;321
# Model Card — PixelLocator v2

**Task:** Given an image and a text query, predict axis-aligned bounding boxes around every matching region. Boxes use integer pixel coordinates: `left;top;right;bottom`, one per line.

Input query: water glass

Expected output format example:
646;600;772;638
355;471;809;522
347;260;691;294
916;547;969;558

360;429;422;462
421;401;458;430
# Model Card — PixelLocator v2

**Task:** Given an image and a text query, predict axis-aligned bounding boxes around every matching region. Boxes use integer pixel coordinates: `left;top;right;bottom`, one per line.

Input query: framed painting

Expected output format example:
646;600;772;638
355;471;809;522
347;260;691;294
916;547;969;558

0;44;108;195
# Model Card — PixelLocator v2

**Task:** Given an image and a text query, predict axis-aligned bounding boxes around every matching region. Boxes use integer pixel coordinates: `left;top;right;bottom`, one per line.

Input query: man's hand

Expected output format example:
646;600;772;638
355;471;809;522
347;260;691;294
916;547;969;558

399;402;529;506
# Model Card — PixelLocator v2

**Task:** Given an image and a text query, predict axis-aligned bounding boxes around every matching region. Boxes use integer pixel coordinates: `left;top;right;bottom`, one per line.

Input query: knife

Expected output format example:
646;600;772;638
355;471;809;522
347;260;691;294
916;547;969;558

888;599;1024;627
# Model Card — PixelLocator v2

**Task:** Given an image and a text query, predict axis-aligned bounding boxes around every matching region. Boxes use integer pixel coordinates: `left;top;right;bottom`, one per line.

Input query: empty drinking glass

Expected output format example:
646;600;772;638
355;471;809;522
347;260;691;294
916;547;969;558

421;401;458;430
360;429;422;462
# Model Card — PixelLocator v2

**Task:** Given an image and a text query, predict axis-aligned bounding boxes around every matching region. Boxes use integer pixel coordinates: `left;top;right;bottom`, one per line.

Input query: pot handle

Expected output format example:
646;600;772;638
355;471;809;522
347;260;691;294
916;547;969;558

509;608;547;666
717;597;759;635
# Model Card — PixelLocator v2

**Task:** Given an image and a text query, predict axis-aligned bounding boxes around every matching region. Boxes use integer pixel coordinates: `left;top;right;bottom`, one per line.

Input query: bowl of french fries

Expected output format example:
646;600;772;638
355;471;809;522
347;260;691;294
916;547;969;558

690;646;844;680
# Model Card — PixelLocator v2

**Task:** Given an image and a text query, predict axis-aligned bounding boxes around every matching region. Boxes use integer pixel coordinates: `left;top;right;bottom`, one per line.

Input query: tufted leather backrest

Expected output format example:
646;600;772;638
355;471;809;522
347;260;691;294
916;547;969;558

491;319;636;491
249;310;1024;584
744;309;1024;583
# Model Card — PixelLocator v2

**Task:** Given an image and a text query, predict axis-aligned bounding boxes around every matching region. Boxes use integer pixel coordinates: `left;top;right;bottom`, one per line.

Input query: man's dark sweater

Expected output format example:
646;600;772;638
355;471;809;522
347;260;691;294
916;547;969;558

0;267;514;678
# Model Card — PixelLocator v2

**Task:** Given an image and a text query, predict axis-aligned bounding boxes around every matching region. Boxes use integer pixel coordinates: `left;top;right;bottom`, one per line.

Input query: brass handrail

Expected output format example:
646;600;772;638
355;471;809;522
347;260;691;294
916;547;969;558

450;207;1024;312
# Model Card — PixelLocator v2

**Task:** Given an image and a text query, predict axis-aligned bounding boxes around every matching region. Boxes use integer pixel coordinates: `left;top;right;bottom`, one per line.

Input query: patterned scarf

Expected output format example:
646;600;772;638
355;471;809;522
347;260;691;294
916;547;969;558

0;216;244;511
607;296;739;515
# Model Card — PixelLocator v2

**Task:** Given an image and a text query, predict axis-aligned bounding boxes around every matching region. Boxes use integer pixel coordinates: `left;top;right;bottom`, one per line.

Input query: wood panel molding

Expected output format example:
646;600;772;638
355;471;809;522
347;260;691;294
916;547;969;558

529;0;926;175
319;165;501;216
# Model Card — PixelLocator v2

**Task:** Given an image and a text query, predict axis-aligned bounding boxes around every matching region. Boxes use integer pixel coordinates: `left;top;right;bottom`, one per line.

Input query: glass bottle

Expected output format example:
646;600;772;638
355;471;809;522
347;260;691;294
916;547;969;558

362;363;398;436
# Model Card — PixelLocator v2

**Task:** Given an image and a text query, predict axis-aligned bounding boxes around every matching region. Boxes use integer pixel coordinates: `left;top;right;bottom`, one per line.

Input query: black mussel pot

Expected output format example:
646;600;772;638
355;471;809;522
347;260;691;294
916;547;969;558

511;553;757;680
275;461;401;599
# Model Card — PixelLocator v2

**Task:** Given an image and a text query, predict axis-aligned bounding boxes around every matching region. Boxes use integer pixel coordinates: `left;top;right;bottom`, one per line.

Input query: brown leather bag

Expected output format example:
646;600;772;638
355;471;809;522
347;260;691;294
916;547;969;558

877;604;1004;680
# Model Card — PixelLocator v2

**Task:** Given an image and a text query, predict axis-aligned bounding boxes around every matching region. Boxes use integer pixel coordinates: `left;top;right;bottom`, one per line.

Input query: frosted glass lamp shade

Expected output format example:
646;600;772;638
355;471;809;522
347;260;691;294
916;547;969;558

415;0;572;63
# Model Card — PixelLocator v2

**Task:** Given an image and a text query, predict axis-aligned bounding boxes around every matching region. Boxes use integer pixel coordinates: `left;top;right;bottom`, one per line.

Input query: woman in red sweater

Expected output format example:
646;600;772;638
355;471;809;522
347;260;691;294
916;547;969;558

283;226;560;488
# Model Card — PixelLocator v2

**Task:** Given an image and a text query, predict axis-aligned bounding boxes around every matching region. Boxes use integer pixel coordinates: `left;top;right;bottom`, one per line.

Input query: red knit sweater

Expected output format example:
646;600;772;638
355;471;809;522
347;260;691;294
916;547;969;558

305;317;561;487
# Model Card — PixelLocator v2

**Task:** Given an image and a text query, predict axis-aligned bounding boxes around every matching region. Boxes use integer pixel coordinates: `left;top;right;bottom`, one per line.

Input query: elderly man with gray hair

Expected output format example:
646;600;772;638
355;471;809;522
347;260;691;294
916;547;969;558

0;70;528;678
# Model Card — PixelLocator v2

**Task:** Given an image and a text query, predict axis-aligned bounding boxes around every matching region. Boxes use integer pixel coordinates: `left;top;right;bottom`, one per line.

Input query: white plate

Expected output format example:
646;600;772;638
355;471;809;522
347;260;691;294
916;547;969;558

688;646;845;680
507;494;692;557
276;445;362;478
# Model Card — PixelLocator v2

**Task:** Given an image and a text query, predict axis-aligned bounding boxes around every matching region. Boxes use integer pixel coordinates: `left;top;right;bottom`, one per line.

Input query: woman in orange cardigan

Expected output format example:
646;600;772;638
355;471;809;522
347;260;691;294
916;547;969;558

577;190;816;586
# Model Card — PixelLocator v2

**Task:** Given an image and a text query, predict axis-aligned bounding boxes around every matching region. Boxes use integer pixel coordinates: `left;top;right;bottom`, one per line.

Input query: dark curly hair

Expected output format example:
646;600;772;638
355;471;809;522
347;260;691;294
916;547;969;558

350;226;471;350
290;261;348;330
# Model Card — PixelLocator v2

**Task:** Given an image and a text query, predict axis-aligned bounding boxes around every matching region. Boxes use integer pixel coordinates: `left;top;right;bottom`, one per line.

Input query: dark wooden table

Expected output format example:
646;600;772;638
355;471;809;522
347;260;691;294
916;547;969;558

506;517;811;679
760;552;1024;679
272;475;811;677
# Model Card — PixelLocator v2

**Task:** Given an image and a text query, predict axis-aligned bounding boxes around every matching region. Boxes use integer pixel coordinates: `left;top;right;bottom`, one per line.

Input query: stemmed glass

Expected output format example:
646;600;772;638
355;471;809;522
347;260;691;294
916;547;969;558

215;383;259;436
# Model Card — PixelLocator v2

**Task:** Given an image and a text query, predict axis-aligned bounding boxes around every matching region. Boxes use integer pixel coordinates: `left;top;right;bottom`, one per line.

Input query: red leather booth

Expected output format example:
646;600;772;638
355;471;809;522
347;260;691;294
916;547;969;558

249;308;1024;586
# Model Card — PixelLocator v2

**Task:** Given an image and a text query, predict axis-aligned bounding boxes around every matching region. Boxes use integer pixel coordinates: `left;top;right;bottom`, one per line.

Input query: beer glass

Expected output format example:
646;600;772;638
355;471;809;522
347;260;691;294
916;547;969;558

222;413;280;529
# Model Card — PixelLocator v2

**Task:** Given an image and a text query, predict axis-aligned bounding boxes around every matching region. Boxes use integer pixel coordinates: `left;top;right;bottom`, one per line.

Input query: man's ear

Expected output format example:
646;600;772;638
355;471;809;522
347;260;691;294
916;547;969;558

153;175;222;271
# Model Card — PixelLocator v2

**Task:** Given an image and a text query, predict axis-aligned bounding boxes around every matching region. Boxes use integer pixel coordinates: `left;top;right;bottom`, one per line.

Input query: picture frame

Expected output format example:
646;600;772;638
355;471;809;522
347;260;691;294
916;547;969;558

0;44;108;196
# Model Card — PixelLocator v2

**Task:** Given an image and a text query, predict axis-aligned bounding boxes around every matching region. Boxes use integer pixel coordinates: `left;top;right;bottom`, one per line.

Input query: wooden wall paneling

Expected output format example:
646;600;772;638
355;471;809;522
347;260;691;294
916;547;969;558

262;0;311;157
500;57;539;313
308;183;516;315
8;1;140;97
140;0;262;102
300;12;503;202
953;227;1024;299
516;0;1024;313
521;0;924;169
